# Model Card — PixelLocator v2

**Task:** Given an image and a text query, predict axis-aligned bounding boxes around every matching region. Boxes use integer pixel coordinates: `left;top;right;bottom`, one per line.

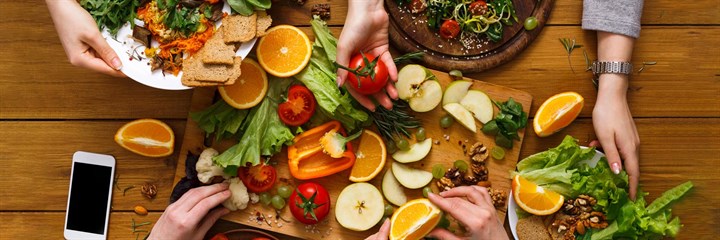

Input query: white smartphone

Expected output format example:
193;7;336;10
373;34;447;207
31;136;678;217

64;151;116;240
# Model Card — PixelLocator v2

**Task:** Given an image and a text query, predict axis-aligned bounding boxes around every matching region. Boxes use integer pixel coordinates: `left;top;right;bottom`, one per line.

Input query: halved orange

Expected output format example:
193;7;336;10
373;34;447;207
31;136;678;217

390;198;442;240
533;92;584;137
114;119;174;157
256;25;312;77
349;130;386;182
219;58;268;109
512;175;564;216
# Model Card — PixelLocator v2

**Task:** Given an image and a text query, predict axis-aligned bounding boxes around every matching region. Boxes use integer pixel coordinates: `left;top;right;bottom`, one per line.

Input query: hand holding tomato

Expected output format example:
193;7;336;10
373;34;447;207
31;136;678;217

289;182;330;224
336;53;389;95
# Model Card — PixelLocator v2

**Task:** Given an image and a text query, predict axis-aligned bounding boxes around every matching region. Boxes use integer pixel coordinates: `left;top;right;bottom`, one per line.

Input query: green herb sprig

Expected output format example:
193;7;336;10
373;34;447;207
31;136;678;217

560;38;583;73
637;61;657;73
393;51;425;65
80;0;140;37
368;100;422;145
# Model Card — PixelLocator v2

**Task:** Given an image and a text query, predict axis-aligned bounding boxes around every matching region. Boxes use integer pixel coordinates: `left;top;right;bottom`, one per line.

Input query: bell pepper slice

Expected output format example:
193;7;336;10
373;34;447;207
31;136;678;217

288;121;342;160
287;121;356;180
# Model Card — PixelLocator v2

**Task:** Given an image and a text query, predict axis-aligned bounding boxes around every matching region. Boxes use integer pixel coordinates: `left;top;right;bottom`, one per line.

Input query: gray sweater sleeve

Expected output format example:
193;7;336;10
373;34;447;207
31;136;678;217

582;0;644;38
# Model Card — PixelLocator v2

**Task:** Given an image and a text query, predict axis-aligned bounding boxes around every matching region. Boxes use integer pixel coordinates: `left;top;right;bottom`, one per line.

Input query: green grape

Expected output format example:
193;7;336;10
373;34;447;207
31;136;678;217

440;115;454;128
384;204;394;216
432;164;446;179
259;192;271;206
491;147;505;160
453;160;469;172
422;186;434;198
277;185;292;199
271;195;285;210
415;127;427;141
396;138;410;151
524;17;538;30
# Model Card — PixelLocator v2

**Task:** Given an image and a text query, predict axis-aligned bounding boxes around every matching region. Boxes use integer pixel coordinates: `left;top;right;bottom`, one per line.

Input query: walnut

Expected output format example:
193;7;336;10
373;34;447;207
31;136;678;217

578;194;597;206
487;187;506;208
469;142;487;155
470;164;488;179
554;196;609;238
471;152;488;163
462;174;479;185
311;4;330;20
141;182;157;199
437;177;454;192
291;0;306;5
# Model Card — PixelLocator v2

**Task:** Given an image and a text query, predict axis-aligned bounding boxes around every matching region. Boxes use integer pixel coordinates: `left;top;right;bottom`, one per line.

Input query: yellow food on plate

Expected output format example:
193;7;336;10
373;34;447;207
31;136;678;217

390;198;441;240
219;58;268;109
349;130;387;182
114;119;174;157
533;92;584;137
512;175;564;216
256;25;312;77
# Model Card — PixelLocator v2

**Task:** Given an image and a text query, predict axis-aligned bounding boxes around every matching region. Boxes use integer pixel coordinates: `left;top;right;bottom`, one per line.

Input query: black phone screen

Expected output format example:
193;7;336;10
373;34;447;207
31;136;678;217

66;162;113;234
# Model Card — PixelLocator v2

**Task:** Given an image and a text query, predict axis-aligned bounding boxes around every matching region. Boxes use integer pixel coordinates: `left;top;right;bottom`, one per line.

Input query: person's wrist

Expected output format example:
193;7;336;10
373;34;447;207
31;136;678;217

597;73;628;99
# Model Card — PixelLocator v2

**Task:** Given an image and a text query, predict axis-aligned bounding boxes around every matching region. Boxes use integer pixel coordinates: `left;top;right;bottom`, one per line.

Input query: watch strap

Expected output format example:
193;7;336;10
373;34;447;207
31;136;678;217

591;61;633;75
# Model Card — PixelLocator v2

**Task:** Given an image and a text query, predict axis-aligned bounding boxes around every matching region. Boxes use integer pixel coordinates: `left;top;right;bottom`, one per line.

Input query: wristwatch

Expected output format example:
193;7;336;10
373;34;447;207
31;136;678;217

591;61;633;76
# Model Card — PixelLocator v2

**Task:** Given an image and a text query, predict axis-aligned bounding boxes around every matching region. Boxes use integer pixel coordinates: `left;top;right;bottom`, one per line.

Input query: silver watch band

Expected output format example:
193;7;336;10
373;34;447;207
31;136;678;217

591;61;633;75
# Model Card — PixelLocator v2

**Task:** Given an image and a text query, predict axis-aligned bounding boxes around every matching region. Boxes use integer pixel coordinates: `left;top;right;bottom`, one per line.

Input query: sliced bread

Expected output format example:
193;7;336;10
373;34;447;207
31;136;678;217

223;13;257;43
201;27;235;65
517;215;552;240
256;11;272;37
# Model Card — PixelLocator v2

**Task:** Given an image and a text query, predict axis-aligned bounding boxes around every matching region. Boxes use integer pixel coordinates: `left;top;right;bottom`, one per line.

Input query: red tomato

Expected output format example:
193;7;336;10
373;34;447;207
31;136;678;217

238;162;277;193
210;233;229;240
289;182;330;224
439;19;461;39
278;85;316;127
469;1;488;16
344;53;389;95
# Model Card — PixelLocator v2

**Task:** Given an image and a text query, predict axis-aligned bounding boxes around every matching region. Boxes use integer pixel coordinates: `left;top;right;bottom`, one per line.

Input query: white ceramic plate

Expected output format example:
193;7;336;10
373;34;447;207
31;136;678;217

101;2;256;90
507;148;604;240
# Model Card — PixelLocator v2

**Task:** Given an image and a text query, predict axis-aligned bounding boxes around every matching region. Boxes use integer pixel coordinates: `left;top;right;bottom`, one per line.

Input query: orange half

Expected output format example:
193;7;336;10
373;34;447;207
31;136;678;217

256;25;312;77
533;92;584;137
390;198;441;240
512;175;564;215
349;130;387;182
114;119;174;157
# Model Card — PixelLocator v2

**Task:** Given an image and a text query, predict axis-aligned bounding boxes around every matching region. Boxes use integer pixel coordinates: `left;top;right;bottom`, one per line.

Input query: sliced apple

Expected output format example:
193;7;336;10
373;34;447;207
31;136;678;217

409;81;442;112
391;162;433;189
392;138;432;163
335;183;385;231
397;64;428;100
460;90;494;124
443;103;477;132
382;168;407;206
442;80;473;105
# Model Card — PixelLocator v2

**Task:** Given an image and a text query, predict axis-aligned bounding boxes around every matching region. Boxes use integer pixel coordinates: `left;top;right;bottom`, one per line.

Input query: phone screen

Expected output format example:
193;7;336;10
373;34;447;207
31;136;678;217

66;162;113;234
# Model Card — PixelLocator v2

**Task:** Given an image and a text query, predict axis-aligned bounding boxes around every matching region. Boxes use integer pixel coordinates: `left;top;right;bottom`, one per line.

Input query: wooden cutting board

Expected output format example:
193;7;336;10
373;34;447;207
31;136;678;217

173;69;532;239
387;0;554;73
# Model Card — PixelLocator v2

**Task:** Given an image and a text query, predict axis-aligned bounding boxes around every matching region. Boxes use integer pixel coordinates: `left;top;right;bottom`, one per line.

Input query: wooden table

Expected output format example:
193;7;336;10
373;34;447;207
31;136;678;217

1;0;717;239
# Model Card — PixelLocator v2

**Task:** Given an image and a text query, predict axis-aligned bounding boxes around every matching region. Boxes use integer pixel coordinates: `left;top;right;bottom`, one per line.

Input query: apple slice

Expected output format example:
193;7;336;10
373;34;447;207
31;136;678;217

443;103;477;132
335;183;385;231
460;90;494;124
382;168;408;206
391;162;433;189
409;81;442;112
392;138;432;163
397;64;429;100
442;80;473;105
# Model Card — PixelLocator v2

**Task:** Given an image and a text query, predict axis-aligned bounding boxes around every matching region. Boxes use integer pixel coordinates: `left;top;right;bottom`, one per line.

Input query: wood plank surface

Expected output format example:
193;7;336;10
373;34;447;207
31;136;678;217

0;212;162;239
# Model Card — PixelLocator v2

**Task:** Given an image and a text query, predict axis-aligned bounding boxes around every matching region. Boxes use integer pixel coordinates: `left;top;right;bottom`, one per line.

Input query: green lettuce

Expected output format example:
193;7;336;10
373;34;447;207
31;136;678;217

190;100;248;141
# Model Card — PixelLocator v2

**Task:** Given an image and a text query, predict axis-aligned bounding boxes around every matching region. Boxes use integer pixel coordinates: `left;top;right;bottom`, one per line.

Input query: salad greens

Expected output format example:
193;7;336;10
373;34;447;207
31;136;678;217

80;0;140;37
515;136;693;239
424;0;517;42
190;100;248;141
228;0;271;16
294;17;369;131
481;98;528;148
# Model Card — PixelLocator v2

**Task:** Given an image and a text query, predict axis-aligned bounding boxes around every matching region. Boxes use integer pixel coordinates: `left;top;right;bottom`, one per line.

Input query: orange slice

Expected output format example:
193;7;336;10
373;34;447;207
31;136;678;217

114;119;174;157
219;58;268;109
390;198;442;240
256;25;312;77
349;130;387;182
512;175;564;215
533;92;584;137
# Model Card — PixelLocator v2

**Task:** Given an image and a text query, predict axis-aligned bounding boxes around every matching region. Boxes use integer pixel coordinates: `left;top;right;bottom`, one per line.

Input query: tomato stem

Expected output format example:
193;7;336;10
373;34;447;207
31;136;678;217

333;51;380;89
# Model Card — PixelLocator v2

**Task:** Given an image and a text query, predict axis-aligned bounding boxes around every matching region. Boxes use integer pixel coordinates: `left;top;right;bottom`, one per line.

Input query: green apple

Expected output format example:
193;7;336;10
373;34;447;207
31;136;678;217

397;64;429;100
443;103;477;132
442;80;473;105
460;90;494;124
382;168;407;206
392;138;432;163
409;80;442;112
335;183;385;231
391;162;433;189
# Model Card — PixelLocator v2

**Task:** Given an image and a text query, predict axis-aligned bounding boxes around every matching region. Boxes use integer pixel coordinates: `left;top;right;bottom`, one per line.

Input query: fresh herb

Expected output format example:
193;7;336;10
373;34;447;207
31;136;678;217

80;0;140;37
637;61;657;73
393;51;425;65
559;38;583;73
368;100;422;145
583;49;592;72
122;185;135;196
190;100;249;141
481;98;527;149
155;0;214;37
131;218;152;232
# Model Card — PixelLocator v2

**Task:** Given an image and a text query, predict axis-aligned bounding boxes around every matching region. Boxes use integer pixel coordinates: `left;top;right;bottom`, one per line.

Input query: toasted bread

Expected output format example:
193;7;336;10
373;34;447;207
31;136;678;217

201;27;235;65
256;11;272;37
517;215;552;240
223;14;257;43
181;56;242;86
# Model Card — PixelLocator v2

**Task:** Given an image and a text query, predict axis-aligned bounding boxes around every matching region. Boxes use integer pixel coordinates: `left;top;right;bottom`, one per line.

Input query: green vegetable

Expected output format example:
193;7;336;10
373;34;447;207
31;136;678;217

294;17;369;131
213;78;295;169
424;0;517;43
247;0;271;10
80;0;140;37
484;98;528;148
646;181;693;215
228;0;255;16
190;101;249;141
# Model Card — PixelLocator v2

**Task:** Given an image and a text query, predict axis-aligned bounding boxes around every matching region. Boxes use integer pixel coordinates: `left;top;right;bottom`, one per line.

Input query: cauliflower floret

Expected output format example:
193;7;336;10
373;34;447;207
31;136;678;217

195;148;230;184
249;192;260;204
222;177;250;211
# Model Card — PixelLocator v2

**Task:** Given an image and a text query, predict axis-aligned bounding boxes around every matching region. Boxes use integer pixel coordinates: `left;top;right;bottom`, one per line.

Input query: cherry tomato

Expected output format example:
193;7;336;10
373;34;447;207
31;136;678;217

210;233;229;240
238;162;277;193
344;53;389;95
278;85;316;127
469;1;488;16
289;182;330;225
439;19;461;39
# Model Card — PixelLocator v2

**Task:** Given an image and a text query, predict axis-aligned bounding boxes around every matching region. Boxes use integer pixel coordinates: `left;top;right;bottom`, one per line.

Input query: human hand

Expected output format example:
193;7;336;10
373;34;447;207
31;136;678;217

46;0;125;77
427;186;508;240
364;219;391;240
336;0;398;111
148;183;232;240
592;74;640;200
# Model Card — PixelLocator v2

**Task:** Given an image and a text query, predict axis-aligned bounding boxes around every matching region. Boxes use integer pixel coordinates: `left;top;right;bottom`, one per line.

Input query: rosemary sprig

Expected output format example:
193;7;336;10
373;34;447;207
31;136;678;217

368;100;421;144
393;51;425;64
123;185;135;196
560;38;583;73
637;61;657;73
583;49;592;72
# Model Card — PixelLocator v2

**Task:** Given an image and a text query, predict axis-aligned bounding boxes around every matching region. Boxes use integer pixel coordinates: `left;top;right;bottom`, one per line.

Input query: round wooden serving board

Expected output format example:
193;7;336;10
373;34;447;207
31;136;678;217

386;0;554;72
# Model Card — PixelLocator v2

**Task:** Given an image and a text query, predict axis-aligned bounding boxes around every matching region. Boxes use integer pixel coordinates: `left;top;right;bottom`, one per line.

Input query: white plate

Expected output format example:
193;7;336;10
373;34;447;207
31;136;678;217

507;148;604;240
101;2;256;90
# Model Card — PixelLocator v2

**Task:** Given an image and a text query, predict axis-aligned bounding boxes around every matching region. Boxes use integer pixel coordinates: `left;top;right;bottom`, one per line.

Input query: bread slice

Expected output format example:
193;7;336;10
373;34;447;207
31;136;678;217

201;27;235;65
256;11;272;37
181;56;242;86
223;14;257;43
517;215;552;240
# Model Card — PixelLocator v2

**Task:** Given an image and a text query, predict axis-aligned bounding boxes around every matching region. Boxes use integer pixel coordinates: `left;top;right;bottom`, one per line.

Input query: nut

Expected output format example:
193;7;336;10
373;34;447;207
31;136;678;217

311;3;330;20
576;221;586;235
134;205;148;216
476;181;491;187
141;183;157;199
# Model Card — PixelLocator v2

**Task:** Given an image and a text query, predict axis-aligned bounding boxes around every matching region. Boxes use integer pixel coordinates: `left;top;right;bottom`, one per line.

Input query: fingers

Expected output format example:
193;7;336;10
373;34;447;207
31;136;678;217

177;183;229;212
188;188;231;220
588;140;601;148
73;51;126;77
625;154;640;200
379;51;398;82
427;228;462;240
372;91;393;110
374;219;390;240
336;41;353;88
196;207;231;238
598;135;623;175
427;193;477;225
385;82;399;100
83;31;122;71
346;84;377;111
437;186;491;206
